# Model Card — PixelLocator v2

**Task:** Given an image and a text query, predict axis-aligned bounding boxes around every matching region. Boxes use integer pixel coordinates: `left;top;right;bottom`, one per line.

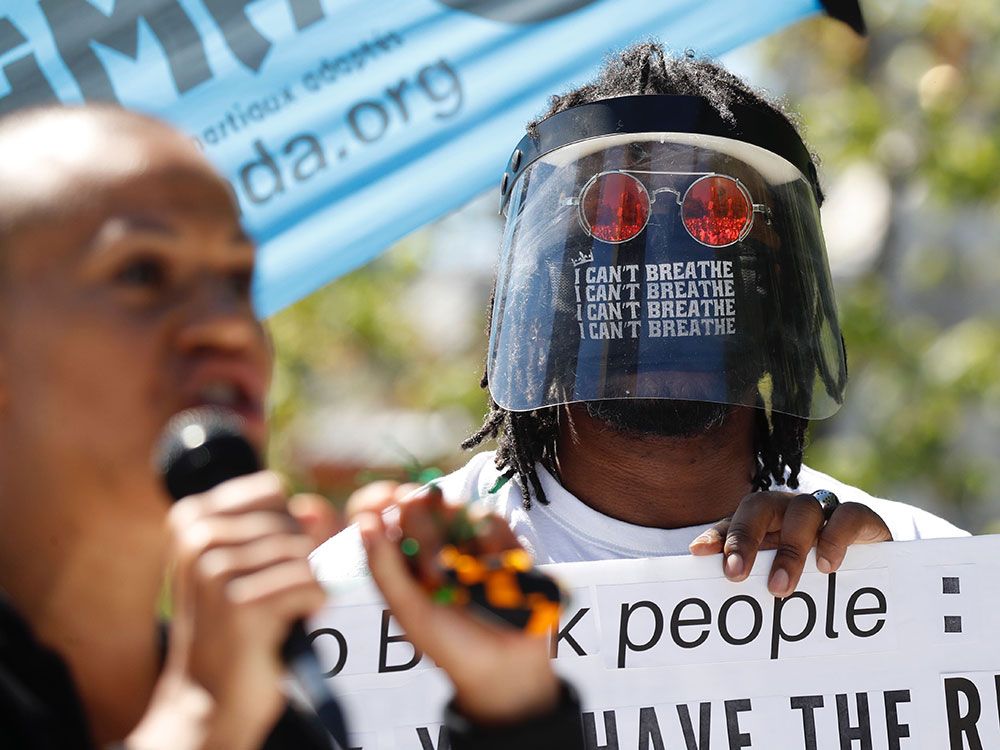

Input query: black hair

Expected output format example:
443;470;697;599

464;42;819;508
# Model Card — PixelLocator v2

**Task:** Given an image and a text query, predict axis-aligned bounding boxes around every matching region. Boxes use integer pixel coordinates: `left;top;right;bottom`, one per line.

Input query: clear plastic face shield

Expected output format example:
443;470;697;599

488;98;847;420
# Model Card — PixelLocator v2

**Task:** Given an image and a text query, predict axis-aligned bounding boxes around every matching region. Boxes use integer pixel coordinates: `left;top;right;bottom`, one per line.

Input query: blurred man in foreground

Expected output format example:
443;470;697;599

0;106;581;749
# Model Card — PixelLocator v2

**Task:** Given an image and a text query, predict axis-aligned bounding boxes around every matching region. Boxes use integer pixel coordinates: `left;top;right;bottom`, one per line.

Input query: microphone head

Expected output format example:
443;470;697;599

156;407;261;501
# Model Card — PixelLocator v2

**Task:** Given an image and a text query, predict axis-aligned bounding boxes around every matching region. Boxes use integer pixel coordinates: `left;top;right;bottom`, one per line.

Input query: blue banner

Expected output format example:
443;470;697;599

0;0;823;316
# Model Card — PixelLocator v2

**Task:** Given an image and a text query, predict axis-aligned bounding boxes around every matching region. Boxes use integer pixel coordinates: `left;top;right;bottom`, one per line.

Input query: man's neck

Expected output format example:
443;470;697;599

554;403;756;528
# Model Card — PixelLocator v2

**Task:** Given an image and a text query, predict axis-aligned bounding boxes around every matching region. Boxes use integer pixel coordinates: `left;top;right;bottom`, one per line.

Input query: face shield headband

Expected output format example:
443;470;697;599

487;96;848;421
499;95;820;214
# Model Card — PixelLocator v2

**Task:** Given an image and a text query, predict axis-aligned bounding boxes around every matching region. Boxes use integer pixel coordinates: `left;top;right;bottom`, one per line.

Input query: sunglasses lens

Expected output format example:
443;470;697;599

682;175;752;247
580;172;650;243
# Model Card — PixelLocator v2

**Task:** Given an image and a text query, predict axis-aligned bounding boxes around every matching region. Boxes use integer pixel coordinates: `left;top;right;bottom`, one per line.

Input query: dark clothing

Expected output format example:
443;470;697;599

0;594;94;748
447;681;585;750
1;594;584;749
0;594;331;749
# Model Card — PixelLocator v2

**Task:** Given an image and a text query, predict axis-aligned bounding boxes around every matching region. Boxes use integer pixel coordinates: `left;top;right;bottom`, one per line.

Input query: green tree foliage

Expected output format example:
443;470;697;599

267;234;491;498
769;0;1000;530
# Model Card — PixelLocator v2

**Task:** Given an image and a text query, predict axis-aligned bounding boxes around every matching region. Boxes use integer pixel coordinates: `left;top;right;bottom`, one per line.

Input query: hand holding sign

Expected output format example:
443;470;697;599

355;486;563;726
689;490;893;598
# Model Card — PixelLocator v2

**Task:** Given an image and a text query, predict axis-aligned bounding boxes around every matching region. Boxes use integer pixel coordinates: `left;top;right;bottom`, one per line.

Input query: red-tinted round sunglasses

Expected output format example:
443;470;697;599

568;171;766;247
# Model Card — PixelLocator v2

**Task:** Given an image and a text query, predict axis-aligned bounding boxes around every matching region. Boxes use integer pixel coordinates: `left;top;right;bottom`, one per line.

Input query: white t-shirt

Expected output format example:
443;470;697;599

310;451;968;580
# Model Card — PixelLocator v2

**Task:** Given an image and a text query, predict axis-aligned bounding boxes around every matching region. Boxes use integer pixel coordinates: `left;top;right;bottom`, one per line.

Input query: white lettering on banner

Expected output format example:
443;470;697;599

3;0;827;320
311;535;1000;749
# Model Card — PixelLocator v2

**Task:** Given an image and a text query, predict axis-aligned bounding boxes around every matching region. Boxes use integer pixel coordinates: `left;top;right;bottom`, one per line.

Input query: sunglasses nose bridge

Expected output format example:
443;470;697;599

648;186;682;207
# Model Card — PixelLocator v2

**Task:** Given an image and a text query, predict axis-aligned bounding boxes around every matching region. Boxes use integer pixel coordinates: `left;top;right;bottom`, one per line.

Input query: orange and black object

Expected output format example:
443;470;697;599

400;506;563;635
433;545;562;635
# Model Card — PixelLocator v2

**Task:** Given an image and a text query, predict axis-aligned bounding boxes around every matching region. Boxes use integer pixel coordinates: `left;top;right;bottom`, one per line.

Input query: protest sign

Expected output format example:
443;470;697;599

312;535;1000;749
1;0;829;315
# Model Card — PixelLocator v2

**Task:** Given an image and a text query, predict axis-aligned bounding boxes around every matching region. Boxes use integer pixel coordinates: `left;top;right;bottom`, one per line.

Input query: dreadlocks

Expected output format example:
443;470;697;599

465;42;822;508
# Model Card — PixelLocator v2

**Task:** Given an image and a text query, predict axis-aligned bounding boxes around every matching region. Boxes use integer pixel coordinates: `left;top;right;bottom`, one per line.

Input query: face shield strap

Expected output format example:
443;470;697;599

499;95;818;214
814;293;849;403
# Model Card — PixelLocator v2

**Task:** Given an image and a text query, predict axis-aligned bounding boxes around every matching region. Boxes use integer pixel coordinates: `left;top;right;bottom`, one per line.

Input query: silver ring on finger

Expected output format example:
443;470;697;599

811;489;840;521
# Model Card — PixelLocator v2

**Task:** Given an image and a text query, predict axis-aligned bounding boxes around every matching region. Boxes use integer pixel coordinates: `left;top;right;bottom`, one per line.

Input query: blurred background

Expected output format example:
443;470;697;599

267;0;1000;533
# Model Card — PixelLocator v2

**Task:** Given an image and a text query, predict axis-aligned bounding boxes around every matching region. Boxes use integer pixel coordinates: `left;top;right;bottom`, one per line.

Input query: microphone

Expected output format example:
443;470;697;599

157;407;349;748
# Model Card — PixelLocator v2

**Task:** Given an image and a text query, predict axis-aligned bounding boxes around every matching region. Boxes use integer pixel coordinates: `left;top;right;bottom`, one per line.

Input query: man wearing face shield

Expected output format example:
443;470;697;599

314;45;966;604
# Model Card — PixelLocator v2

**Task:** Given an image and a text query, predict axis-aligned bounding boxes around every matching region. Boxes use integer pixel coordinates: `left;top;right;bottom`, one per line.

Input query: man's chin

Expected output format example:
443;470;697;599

584;399;732;438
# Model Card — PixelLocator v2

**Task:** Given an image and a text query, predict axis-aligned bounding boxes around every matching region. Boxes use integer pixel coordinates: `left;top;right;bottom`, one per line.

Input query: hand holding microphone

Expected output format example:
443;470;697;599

153;408;346;749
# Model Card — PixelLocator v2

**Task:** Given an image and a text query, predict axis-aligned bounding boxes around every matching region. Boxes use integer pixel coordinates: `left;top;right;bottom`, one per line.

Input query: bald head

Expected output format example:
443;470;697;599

0;106;218;231
0;105;237;279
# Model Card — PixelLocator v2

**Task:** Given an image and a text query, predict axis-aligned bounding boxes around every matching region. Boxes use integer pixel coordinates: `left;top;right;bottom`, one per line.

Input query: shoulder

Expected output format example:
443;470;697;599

310;525;368;581
310;452;505;582
435;450;500;506
793;464;969;541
